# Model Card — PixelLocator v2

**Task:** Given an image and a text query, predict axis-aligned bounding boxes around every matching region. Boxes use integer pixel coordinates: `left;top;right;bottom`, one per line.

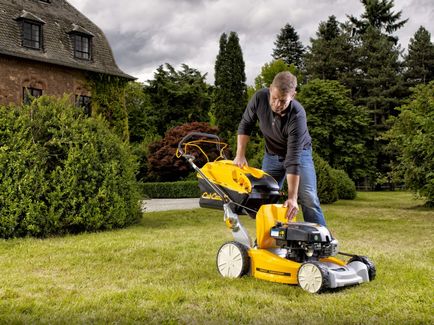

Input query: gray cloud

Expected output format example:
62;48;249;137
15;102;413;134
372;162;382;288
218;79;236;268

68;0;433;84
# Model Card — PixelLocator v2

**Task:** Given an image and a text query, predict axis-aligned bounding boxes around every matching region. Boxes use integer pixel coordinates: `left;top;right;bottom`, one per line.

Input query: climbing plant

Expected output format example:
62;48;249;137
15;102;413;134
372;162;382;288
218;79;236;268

87;73;130;141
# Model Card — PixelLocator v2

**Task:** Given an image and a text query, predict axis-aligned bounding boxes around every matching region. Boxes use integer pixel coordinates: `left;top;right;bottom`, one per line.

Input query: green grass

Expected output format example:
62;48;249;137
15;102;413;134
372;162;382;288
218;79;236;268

0;192;432;324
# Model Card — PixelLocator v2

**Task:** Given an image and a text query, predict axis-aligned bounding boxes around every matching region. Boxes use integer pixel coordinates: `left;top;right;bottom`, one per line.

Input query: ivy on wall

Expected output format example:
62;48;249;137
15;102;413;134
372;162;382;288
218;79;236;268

87;73;130;141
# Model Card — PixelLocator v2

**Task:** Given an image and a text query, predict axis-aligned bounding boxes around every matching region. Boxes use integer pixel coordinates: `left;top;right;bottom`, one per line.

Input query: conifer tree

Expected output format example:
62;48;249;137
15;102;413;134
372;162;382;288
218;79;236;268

348;0;408;41
213;31;247;136
272;23;305;69
355;27;405;187
404;26;434;86
305;16;357;82
356;27;403;130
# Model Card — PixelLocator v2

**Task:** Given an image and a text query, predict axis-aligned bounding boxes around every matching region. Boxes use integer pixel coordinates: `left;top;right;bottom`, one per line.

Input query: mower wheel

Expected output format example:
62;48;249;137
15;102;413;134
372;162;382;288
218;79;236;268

216;241;250;278
348;255;376;281
297;262;329;293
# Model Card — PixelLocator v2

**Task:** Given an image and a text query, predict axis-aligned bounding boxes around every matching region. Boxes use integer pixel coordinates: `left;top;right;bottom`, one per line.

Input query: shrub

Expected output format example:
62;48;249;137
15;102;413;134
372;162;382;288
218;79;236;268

313;153;338;204
141;181;200;199
147;122;226;181
330;169;357;200
0;96;141;238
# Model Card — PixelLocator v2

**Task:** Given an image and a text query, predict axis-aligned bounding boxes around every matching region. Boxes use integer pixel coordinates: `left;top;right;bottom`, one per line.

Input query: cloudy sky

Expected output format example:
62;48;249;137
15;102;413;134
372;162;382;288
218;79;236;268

68;0;433;85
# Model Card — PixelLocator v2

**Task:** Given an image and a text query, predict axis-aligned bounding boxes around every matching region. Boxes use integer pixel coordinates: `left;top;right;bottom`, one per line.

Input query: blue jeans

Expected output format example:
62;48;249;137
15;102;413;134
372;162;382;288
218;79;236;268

262;148;326;226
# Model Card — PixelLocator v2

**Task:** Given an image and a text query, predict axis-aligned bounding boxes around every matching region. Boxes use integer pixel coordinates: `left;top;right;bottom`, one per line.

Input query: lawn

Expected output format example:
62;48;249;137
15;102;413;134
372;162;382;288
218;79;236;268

0;192;432;324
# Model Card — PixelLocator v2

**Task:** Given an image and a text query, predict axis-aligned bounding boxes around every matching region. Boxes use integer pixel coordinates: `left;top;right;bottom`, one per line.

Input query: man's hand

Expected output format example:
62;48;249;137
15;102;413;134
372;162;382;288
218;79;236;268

283;198;299;222
234;135;250;168
285;174;300;222
233;155;248;168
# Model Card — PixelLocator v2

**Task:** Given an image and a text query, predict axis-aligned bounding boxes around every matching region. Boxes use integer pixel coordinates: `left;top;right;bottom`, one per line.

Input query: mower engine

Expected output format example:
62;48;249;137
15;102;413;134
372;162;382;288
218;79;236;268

270;222;339;263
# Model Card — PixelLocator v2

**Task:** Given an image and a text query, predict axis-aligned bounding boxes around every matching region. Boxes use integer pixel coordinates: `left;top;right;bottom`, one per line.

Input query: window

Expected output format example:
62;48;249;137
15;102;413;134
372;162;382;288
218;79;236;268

23;87;42;104
76;95;92;116
22;21;42;49
72;34;91;60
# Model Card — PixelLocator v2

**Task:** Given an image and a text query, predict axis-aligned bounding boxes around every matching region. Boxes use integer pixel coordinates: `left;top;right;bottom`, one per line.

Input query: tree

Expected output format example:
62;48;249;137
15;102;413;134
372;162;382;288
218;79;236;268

383;82;434;206
125;81;154;143
356;27;404;128
354;27;405;186
272;23;305;69
254;59;298;90
404;26;434;86
144;63;211;136
348;0;408;41
213;32;248;136
305;16;358;83
297;79;372;181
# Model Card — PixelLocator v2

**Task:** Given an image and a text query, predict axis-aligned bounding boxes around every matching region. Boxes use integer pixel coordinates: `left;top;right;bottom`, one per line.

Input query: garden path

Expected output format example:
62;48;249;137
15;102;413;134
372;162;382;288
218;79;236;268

142;198;200;212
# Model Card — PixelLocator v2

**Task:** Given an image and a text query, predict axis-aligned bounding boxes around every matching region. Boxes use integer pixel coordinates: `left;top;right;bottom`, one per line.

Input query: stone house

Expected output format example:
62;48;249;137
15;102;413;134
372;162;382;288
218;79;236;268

0;0;134;111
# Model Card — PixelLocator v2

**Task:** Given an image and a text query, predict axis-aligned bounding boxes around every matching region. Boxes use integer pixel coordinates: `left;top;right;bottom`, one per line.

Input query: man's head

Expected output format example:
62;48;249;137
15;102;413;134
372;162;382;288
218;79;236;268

269;71;297;115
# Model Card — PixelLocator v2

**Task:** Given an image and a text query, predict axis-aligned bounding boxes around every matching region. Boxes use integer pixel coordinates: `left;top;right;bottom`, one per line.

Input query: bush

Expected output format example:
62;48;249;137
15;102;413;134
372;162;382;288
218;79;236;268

0;96;141;238
141;181;200;199
313;153;338;204
147;122;225;181
330;169;357;200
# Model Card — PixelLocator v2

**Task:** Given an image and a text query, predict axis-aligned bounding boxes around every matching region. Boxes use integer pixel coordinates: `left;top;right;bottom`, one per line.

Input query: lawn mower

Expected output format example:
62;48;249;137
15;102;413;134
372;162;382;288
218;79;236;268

177;132;376;293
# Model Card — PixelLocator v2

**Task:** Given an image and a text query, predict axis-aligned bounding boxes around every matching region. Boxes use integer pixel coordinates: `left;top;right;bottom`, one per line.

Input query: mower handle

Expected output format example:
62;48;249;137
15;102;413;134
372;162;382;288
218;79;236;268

177;132;222;156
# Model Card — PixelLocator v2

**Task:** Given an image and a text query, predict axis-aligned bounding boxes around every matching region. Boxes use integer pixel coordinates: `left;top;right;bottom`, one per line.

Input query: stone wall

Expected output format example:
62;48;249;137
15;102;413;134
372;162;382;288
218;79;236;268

0;55;91;105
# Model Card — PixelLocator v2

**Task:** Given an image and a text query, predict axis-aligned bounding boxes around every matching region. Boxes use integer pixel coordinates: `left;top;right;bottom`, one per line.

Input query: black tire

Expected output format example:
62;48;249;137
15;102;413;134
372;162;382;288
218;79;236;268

348;255;376;281
297;261;330;293
216;241;250;278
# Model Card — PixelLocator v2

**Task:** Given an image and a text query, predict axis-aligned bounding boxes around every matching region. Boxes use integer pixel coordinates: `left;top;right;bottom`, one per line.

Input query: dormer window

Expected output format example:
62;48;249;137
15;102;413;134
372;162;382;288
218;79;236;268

68;24;94;61
16;11;45;50
72;34;91;60
23;21;42;49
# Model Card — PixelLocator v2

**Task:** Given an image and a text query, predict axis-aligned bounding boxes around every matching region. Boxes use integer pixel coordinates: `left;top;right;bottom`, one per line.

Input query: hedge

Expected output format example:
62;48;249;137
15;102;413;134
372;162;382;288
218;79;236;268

0;96;141;238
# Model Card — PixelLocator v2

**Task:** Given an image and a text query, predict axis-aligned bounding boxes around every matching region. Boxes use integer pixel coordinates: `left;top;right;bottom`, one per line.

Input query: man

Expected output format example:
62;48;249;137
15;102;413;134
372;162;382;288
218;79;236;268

233;71;326;226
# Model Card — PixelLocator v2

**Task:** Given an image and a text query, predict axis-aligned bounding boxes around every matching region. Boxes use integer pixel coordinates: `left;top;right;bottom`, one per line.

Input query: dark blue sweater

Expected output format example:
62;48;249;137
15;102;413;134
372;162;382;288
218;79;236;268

237;88;312;175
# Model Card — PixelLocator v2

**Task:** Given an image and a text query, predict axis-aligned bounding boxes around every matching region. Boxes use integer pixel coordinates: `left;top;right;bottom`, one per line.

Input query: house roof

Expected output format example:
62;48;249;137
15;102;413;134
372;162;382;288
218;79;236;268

0;0;135;80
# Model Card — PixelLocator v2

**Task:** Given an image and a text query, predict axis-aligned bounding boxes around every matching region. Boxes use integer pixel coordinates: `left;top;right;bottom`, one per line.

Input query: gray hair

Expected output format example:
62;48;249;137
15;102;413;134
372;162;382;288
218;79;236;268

270;71;297;94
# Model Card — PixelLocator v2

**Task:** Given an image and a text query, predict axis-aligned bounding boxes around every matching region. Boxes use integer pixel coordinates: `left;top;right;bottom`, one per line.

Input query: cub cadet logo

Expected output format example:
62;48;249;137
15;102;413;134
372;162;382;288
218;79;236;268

201;192;228;201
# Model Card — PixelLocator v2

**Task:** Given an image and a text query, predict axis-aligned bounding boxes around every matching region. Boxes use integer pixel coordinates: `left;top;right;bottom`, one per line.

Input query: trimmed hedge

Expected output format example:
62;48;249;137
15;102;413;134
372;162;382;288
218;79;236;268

331;169;357;200
0;96;141;238
141;181;200;199
313;153;339;204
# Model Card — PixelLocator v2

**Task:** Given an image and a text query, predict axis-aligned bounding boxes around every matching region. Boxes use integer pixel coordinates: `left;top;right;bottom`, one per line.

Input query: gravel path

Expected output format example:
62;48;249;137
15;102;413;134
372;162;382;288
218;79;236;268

142;198;200;212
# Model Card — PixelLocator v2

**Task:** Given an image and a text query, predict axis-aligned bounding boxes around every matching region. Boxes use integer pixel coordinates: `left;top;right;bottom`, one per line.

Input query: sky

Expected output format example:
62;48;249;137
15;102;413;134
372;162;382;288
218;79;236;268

68;0;433;85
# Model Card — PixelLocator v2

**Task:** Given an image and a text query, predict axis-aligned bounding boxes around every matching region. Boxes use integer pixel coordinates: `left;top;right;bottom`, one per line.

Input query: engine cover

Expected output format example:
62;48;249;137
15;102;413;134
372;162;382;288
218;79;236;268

270;222;339;263
271;222;333;242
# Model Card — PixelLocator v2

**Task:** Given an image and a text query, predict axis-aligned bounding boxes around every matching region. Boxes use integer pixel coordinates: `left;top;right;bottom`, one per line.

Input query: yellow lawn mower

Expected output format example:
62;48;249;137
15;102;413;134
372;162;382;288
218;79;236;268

177;132;376;293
